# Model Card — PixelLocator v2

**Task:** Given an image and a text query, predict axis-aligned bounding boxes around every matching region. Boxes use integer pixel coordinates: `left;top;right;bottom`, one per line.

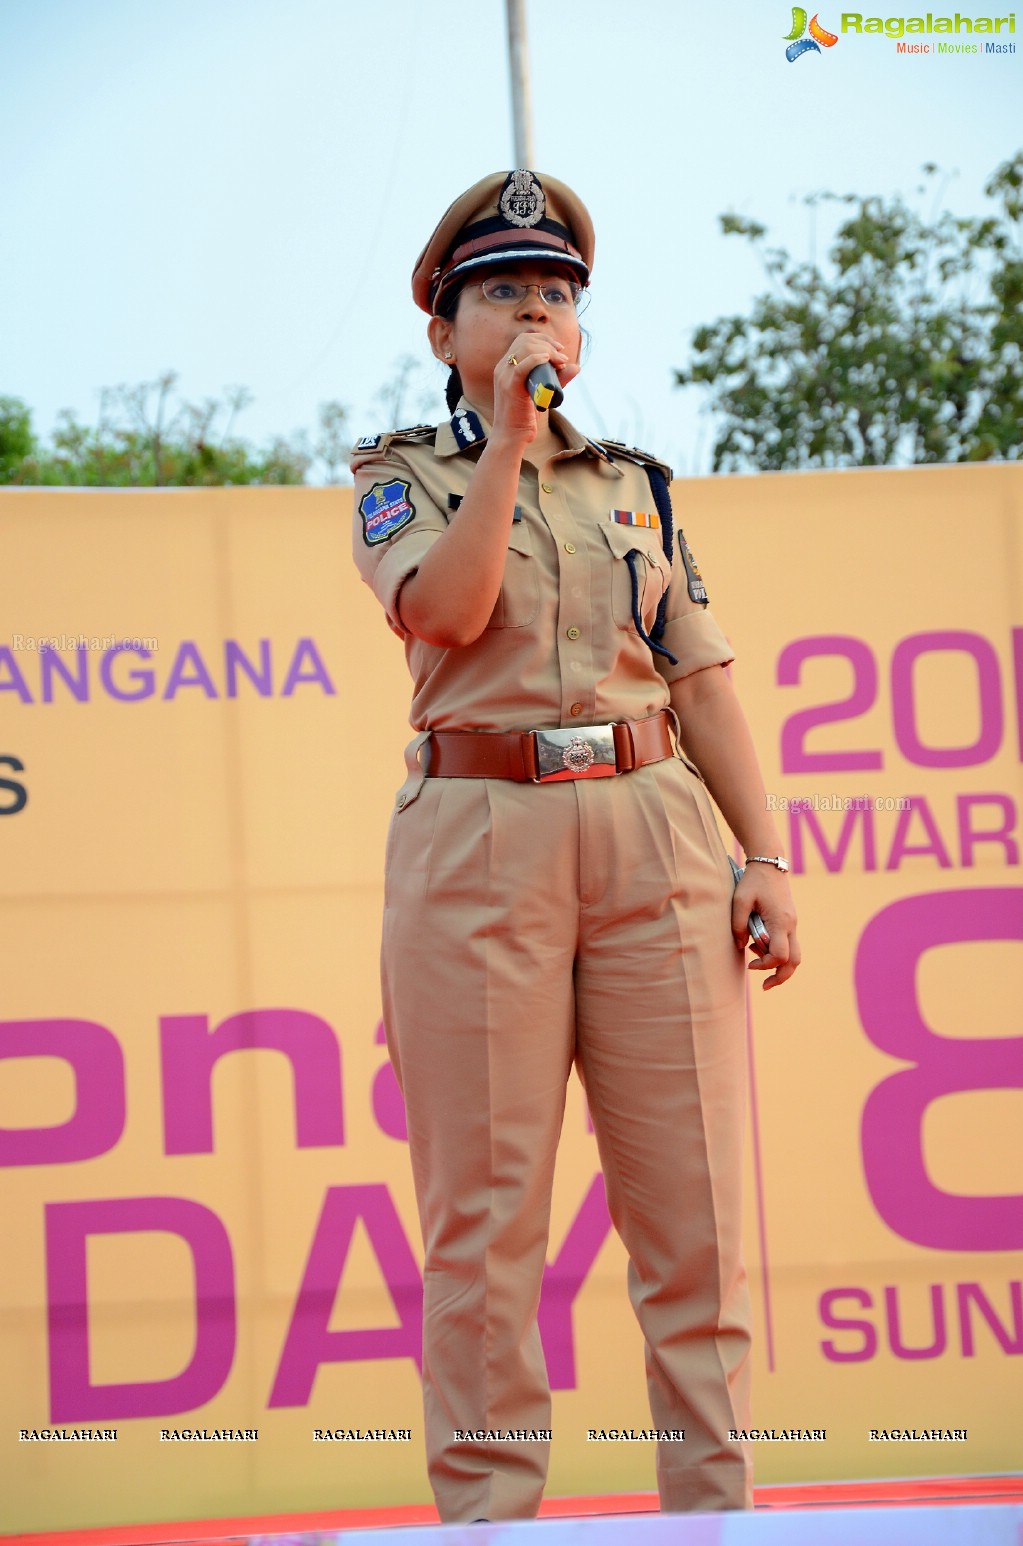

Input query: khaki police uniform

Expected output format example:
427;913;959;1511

352;400;753;1522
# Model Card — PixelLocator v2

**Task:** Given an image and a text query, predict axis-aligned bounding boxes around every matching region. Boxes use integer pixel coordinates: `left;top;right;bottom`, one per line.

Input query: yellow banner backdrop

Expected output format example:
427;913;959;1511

2;466;1021;1533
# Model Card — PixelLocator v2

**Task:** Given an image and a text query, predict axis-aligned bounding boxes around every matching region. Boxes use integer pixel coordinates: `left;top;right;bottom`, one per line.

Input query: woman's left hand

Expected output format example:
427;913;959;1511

732;866;800;990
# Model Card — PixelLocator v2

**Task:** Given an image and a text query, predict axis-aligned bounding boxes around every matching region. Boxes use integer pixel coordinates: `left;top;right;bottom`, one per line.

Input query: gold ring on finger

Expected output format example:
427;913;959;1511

508;355;518;366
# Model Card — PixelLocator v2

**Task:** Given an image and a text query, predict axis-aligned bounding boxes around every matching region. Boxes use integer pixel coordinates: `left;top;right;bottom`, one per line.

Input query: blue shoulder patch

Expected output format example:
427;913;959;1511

360;479;416;546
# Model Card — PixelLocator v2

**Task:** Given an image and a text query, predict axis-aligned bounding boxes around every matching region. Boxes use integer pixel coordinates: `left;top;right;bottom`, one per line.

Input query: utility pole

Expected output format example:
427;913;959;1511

505;0;535;168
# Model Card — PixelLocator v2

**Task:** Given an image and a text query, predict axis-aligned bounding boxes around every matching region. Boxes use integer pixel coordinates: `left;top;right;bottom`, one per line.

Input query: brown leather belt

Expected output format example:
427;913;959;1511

425;710;674;783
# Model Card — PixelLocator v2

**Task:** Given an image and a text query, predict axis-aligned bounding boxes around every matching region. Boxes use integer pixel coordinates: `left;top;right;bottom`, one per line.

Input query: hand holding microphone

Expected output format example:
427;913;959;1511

526;362;563;412
497;333;576;437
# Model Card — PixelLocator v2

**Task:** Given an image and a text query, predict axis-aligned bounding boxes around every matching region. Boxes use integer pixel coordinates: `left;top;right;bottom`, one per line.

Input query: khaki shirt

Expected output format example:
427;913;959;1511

351;402;733;736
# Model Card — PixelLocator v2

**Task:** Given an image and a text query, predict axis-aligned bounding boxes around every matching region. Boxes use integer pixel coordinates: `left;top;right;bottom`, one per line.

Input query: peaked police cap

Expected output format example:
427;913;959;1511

412;169;595;315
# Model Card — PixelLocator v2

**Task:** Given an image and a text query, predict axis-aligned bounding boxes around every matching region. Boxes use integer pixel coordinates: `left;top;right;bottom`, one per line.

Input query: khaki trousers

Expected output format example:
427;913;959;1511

382;754;752;1522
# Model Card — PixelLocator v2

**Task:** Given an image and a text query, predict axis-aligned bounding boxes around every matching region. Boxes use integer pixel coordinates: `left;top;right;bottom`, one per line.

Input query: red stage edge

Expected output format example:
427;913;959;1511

4;1477;1022;1546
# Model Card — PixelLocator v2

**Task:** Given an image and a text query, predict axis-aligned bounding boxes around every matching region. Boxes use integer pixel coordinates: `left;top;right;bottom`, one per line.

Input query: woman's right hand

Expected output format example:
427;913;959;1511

490;332;579;446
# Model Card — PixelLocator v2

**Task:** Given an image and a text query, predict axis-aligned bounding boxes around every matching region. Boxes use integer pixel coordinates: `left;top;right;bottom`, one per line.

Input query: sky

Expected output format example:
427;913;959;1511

1;0;1020;478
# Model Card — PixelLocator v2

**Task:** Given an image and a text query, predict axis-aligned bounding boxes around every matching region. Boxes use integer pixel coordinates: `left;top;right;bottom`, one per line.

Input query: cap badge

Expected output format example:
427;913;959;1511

499;170;545;230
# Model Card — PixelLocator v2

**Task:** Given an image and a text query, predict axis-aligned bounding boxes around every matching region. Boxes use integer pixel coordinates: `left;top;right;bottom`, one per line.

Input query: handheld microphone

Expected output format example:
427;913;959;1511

526;363;563;412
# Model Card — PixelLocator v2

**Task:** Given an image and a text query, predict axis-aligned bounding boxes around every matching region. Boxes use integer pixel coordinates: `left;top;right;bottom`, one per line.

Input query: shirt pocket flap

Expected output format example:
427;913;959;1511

599;519;671;583
599;518;671;628
507;520;533;556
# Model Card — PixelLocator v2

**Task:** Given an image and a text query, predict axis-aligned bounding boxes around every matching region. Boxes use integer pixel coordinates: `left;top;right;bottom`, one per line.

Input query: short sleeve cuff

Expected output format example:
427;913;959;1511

655;607;734;684
370;529;442;633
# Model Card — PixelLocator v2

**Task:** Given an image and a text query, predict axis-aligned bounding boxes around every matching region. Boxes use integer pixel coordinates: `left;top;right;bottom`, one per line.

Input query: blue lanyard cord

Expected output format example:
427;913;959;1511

643;463;676;649
625;549;679;665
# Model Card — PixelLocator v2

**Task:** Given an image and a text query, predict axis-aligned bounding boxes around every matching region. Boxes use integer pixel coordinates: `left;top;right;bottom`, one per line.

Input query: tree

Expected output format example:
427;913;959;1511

370;353;443;436
313;399;353;485
3;372;313;487
0;349;448;489
0;396;35;482
675;151;1023;471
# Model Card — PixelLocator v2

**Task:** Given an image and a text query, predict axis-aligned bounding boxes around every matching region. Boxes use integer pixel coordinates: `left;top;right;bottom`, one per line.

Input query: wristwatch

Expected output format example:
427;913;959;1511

744;855;790;873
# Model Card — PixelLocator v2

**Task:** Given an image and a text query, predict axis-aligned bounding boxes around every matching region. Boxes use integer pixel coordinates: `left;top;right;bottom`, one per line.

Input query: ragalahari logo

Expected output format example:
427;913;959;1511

784;8;840;57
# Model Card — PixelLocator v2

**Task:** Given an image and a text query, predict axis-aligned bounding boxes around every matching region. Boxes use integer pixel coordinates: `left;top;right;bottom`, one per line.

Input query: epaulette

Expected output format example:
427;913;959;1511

595;438;673;482
391;423;437;442
350;424;437;468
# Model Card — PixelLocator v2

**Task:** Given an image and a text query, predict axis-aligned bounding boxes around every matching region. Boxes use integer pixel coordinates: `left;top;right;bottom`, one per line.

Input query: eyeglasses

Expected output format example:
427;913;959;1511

473;276;589;313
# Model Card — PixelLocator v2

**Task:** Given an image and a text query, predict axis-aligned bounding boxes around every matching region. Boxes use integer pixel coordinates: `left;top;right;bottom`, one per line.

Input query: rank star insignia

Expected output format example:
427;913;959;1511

499;170;545;229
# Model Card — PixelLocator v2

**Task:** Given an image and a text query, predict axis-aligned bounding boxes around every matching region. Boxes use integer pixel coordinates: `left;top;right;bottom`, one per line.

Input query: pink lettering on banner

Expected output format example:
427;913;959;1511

884;797;954;870
819;1287;878;1362
45;1197;235;1421
371;1020;407;1141
269;1184;423;1406
885;1283;946;1359
789;805;877;874
891;630;1004;768
160;1009;344;1155
958;1281;1023;1355
819;1280;1023;1363
0;1019;125;1166
778;635;883;773
958;794;1020;868
856;887;1023;1250
538;1175;613;1388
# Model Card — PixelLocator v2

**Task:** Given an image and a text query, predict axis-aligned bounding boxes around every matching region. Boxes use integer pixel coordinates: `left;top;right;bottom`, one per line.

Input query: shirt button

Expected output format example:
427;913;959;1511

566;626;581;640
542;482;554;494
564;542;576;554
570;703;584;716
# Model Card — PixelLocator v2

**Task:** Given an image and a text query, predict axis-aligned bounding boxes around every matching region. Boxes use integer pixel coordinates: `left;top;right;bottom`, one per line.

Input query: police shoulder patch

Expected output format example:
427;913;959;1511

678;529;709;604
359;479;416;547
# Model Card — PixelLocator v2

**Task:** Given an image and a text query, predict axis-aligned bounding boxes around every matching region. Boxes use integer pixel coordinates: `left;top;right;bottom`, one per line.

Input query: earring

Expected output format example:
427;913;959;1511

444;351;454;361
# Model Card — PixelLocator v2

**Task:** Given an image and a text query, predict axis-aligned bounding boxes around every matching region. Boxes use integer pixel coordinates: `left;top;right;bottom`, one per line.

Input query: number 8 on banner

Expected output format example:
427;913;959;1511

855;888;1023;1252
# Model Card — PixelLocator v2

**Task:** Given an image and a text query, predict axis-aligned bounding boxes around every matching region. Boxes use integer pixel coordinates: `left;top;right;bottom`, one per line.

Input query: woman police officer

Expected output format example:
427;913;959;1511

351;170;799;1524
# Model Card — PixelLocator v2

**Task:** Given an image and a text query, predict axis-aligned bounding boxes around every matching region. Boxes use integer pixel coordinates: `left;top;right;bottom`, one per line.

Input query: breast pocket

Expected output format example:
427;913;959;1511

599;520;672;630
485;520;540;629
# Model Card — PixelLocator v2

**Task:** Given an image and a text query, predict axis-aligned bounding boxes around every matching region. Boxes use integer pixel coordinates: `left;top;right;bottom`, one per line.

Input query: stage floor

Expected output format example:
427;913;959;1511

5;1477;1023;1546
